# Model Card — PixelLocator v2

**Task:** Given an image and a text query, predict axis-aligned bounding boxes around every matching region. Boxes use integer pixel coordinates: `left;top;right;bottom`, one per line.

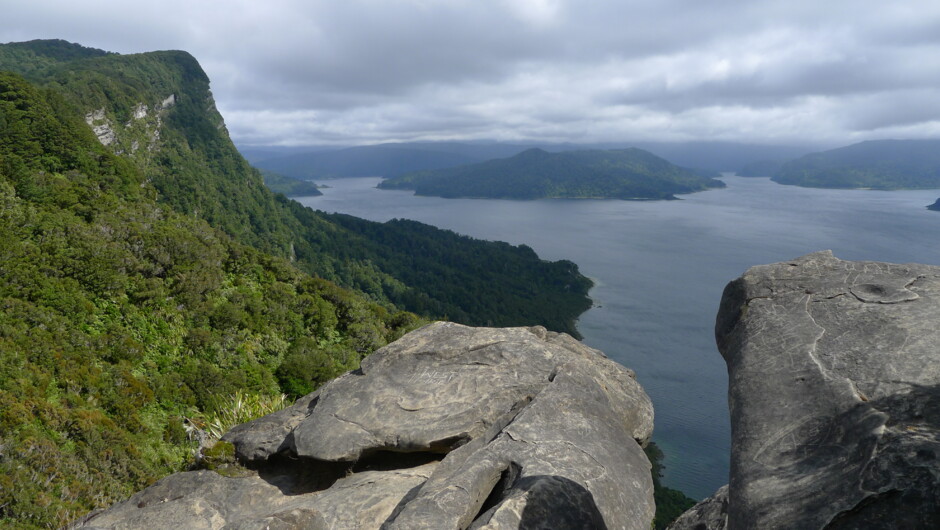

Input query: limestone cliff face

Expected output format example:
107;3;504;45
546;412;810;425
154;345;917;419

673;251;940;529
83;92;176;158
74;323;655;529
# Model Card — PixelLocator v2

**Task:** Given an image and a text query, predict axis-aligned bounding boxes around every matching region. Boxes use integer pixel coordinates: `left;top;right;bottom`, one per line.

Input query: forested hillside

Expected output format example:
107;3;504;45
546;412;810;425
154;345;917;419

0;40;594;527
379;147;725;200
0;70;425;527
0;39;591;337
773;139;940;189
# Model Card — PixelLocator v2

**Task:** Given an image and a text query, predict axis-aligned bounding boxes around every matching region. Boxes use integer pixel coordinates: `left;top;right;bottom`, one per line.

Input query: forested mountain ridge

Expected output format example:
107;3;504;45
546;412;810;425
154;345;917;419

0;69;426;527
378;147;725;200
772;139;940;189
0;40;593;527
0;39;591;336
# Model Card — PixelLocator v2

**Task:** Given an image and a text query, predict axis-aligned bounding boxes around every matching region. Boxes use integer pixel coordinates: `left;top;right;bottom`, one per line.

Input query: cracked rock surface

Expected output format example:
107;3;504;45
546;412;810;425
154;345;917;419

681;251;940;529
75;322;655;529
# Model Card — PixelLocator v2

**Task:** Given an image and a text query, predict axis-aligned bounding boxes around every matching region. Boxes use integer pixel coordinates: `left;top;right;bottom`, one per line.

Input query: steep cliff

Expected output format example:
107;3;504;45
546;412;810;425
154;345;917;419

673;251;940;529
73;323;656;529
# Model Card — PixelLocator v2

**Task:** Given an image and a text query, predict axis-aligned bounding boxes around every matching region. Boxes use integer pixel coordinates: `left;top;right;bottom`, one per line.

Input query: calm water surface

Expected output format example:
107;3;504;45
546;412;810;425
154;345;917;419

299;176;940;499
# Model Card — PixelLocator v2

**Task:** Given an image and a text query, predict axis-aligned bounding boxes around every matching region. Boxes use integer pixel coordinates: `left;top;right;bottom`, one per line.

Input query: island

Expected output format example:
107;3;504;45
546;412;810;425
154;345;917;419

378;147;725;200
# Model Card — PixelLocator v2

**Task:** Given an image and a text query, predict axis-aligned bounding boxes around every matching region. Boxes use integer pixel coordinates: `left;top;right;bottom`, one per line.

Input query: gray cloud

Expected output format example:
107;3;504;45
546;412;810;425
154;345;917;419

4;0;940;146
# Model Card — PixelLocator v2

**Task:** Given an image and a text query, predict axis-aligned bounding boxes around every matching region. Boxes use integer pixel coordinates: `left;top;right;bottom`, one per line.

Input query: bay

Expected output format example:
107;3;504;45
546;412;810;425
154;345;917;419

298;176;940;500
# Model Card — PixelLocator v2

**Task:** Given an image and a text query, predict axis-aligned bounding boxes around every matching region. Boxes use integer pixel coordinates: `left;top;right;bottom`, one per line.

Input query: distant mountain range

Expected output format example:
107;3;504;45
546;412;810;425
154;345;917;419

241;140;818;179
246;142;530;179
745;139;940;189
736;159;785;177
378;147;725;200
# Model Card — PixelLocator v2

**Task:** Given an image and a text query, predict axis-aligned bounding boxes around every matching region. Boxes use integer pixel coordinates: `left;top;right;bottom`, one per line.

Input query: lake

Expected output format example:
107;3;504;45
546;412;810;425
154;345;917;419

298;176;940;500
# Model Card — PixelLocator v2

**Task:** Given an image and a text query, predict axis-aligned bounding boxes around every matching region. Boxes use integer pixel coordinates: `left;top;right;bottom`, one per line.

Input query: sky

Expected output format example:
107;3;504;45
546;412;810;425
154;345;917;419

4;0;940;147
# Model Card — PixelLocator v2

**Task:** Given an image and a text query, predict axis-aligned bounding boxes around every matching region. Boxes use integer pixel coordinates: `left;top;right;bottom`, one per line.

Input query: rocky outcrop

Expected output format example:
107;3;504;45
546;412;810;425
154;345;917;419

667;485;727;530
83;94;175;155
676;251;940;529
84;108;116;146
75;322;655;529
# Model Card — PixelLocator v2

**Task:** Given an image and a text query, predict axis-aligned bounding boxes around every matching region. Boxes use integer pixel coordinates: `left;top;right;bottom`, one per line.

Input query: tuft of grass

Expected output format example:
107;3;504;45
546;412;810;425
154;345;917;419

202;390;289;441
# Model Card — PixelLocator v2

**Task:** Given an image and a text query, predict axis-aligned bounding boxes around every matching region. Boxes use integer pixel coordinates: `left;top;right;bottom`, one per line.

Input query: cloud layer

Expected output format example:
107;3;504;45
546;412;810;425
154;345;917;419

5;0;940;146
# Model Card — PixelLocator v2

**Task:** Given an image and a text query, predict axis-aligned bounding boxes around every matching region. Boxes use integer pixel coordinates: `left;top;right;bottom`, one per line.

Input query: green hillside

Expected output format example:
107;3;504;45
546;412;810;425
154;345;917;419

773;139;940;189
0;40;595;527
378;147;725;200
0;69;427;528
0;39;591;337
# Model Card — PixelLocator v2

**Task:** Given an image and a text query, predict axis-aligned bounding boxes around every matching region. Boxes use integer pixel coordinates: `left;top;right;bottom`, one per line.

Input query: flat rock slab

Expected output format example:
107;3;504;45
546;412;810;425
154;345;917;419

75;465;436;530
77;322;655;529
707;251;940;529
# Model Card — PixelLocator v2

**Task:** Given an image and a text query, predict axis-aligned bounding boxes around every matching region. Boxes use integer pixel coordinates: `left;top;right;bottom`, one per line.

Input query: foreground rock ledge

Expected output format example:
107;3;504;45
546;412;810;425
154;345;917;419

76;322;655;529
673;251;940;530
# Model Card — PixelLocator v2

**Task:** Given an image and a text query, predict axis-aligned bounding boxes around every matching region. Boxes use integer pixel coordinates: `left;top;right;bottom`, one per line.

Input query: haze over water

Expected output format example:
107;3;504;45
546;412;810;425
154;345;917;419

299;175;940;500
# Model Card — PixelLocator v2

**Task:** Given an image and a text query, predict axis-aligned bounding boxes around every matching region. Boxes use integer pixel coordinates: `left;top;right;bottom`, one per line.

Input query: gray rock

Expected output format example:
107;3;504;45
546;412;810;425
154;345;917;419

710;251;940;529
77;322;655;529
223;390;320;461
666;485;728;530
75;464;436;530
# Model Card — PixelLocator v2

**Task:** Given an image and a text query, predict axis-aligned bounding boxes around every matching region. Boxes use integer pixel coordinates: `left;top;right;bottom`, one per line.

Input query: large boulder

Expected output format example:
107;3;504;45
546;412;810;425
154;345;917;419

678;251;940;529
75;322;655;529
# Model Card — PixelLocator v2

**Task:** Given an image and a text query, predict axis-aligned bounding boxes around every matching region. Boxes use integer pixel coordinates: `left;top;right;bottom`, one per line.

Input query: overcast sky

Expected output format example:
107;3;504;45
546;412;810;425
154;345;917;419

4;0;940;146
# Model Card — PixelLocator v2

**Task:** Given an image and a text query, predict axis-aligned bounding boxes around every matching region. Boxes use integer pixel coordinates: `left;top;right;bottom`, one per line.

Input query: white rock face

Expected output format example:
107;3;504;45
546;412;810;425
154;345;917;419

84;108;116;146
86;108;106;122
83;94;175;152
132;104;148;120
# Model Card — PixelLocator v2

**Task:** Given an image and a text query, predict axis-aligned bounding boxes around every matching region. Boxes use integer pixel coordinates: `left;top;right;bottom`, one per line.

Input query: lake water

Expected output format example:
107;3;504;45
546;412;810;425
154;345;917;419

298;176;940;500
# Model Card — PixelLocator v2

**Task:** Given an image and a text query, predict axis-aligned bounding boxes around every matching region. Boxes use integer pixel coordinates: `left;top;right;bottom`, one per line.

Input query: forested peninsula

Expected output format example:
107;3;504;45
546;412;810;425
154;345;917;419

772;139;940;189
260;169;323;197
378;147;725;200
0;39;592;526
